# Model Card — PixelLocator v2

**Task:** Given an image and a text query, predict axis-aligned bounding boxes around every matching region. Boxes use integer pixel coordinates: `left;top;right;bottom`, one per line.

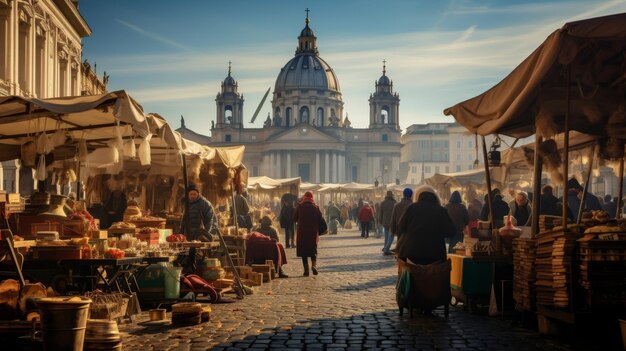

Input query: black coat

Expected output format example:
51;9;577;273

539;194;560;216
396;193;456;265
279;204;295;228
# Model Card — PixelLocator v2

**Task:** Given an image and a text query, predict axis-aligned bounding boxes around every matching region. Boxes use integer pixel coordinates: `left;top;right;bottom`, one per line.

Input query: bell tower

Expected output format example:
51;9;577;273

215;61;244;129
369;60;400;130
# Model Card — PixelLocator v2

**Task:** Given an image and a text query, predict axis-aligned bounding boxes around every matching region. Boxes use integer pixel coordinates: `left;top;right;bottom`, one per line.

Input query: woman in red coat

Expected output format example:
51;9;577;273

293;191;324;276
358;202;375;238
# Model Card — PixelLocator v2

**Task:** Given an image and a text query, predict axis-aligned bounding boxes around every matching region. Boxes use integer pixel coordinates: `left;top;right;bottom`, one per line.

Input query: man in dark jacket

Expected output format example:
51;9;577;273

279;199;295;248
539;185;560;216
397;186;455;265
391;188;413;239
480;189;510;227
565;178;602;220
379;190;397;255
445;191;469;253
180;184;218;241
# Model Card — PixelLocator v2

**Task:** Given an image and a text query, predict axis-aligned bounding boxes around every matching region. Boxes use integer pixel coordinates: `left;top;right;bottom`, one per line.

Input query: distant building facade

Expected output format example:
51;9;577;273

0;0;105;192
401;123;494;184
206;15;402;184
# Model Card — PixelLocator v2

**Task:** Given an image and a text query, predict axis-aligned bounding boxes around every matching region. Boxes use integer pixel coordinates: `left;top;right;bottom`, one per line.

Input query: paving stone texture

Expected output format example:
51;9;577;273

119;228;615;350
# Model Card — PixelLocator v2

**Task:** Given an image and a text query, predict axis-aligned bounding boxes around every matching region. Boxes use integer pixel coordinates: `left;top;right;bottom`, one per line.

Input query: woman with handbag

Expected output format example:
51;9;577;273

396;185;455;265
180;184;218;242
293;191;326;276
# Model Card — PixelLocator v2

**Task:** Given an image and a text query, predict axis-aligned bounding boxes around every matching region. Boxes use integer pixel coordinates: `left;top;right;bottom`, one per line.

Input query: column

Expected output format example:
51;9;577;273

262;154;269;177
324;151;330;183
315;152;320;183
331;151;337;183
339;153;345;183
286;152;291;178
269;152;275;178
276;151;281;178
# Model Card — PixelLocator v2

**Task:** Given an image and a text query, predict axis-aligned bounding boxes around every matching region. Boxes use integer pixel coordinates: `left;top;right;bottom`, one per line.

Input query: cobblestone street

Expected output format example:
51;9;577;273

119;229;599;351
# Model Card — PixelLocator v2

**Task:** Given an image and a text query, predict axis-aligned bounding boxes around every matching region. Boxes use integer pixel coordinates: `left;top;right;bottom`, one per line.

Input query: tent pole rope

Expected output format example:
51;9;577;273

562;65;571;223
577;143;597;224
531;135;543;237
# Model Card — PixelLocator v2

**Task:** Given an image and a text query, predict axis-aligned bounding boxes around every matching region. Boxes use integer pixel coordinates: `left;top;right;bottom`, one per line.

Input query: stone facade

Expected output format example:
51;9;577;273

0;0;103;192
209;15;401;185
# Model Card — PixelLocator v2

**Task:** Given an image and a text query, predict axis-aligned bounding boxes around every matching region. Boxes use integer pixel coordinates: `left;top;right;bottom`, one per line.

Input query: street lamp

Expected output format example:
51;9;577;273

488;136;502;167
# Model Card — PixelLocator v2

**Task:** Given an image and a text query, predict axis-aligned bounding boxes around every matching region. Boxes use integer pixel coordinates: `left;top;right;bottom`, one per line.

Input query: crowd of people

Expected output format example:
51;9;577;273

171;179;624;280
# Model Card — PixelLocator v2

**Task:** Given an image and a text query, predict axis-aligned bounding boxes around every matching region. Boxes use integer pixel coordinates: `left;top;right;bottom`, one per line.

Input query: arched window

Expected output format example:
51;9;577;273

317;108;324;126
299;106;309;124
381;106;390;124
274;107;282;127
285;107;292;127
225;106;233;124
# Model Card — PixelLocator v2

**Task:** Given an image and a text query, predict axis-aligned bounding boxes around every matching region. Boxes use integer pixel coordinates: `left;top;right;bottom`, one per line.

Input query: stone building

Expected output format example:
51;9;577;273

0;0;105;192
207;14;402;184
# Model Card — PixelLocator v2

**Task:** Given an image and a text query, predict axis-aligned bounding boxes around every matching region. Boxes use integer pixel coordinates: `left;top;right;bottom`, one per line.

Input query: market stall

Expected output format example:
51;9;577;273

444;12;626;335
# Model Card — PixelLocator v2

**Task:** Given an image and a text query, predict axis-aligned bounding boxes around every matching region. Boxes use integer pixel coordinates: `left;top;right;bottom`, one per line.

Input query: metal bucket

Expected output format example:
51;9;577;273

84;319;122;351
35;297;92;351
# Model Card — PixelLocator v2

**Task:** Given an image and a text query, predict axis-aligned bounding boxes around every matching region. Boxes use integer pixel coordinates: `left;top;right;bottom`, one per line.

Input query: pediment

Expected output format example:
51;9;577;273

268;126;343;144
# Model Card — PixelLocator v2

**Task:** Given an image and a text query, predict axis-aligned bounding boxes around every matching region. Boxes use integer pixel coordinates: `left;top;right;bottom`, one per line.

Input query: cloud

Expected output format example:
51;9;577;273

115;19;192;52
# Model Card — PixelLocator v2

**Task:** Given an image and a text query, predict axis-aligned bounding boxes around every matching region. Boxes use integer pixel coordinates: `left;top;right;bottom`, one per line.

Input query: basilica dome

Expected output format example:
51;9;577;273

271;14;344;128
274;15;341;94
274;55;340;92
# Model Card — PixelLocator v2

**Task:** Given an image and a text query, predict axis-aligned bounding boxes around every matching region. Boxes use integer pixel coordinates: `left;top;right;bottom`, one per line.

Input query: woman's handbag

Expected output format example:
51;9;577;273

318;215;328;236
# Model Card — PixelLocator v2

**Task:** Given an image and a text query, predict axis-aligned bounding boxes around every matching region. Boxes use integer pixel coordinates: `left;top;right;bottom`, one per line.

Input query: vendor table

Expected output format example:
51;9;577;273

22;257;144;294
470;255;514;315
449;254;493;312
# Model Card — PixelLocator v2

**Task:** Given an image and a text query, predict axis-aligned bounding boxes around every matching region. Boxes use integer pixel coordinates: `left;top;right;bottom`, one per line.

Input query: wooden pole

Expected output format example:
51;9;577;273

562;66;571;224
531;135;543;237
481;136;494;226
181;154;190;236
617;158;624;219
577;144;597;224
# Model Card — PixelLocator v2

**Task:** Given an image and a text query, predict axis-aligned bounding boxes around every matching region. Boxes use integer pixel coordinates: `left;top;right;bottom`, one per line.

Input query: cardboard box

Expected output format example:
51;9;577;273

88;230;108;240
135;232;159;245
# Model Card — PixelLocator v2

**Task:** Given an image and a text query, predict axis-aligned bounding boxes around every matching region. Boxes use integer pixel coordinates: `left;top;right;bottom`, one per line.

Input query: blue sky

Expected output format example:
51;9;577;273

79;0;626;136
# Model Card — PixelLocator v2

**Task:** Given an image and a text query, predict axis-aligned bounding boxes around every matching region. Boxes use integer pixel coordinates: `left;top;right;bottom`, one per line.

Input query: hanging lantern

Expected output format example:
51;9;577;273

488;136;502;167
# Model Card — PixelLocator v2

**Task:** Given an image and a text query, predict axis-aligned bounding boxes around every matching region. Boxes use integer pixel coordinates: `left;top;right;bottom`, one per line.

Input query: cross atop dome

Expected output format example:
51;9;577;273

382;59;386;76
297;9;318;55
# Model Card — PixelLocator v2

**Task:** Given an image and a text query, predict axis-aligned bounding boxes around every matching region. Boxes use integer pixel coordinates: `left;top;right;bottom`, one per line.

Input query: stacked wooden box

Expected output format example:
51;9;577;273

513;237;536;310
577;235;626;307
534;230;581;308
538;215;561;232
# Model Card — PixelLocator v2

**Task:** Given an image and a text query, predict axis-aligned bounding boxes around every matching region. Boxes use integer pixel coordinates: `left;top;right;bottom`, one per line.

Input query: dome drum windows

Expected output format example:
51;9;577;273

317;107;324;126
299;106;309;124
286;107;292;127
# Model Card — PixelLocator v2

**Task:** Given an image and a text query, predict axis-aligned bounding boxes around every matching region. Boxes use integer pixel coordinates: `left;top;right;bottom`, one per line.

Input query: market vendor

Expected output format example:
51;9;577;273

180;184;219;241
246;230;289;278
253;215;280;241
234;191;253;231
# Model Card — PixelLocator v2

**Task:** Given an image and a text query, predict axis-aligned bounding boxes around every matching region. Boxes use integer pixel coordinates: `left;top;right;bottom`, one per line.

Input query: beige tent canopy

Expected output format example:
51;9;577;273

247;176;300;191
443;13;626;139
0;90;150;143
444;13;626;230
